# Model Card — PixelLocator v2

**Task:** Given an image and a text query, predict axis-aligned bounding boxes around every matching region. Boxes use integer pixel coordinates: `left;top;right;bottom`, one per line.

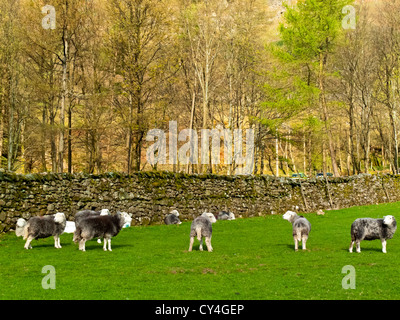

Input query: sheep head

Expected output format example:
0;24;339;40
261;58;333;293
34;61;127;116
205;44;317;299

283;211;297;223
170;210;179;217
383;215;396;226
202;212;217;224
54;212;66;224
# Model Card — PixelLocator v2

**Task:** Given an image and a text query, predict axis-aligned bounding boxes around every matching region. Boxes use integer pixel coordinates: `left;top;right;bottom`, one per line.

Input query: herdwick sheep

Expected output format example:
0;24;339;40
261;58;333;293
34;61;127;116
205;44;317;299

188;212;217;252
164;210;182;225
349;215;397;253
217;211;235;220
73;212;129;251
16;213;67;249
283;210;311;251
74;209;111;243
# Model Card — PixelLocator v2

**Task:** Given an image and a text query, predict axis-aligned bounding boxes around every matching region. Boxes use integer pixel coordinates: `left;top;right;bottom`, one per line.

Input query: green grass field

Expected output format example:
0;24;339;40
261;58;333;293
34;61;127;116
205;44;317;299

1;202;400;300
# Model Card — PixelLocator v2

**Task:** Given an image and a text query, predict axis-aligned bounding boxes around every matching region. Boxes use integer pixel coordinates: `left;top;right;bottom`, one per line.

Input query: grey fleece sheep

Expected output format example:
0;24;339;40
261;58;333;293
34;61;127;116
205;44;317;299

73;212;128;251
217;211;235;220
283;210;311;251
189;212;217;252
164;210;182;225
16;212;66;249
349;215;397;253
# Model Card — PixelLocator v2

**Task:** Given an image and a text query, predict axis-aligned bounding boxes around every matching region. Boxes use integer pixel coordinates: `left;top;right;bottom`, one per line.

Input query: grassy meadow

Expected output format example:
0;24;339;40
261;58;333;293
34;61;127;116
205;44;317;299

1;202;400;300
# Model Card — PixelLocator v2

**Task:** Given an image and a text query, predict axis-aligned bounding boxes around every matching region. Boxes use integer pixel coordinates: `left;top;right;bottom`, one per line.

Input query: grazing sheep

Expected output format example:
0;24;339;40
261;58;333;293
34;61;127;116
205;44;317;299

73;212;128;251
164;210;182;225
217;211;235;220
349;215;397;253
188;212;217;252
16;213;66;250
282;210;311;251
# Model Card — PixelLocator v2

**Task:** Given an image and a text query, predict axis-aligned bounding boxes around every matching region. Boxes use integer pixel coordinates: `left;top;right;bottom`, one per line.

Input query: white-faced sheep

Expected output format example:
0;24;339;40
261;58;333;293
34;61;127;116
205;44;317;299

349;215;397;253
188;212;217;252
217;211;235;220
16;213;66;249
73;212;129;251
164;210;182;225
73;209;112;243
282;210;311;251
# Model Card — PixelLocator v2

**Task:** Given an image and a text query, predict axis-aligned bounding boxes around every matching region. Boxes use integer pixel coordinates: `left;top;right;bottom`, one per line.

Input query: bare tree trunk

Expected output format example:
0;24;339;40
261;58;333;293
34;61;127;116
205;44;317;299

389;108;399;174
319;52;340;177
59;12;69;173
127;92;133;174
187;83;196;174
41;106;47;172
275;136;279;177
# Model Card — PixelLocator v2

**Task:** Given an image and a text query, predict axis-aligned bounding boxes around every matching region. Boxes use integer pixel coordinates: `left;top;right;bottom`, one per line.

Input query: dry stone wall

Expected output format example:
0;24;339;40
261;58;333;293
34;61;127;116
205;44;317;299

0;170;399;233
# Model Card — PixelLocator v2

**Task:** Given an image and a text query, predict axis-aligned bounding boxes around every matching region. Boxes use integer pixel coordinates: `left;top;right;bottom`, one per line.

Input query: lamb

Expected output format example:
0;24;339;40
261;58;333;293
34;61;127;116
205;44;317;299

282;210;311;251
73;212;128;251
16;213;67;250
188;212;217;252
164;210;182;225
349;215;397;253
217;211;235;220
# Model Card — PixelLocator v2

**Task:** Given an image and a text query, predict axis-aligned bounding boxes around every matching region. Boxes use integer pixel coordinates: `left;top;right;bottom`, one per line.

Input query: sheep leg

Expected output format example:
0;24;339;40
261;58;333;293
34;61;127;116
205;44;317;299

356;240;361;253
54;235;61;249
199;238;203;251
103;238;107;251
24;235;34;250
188;237;194;252
349;240;355;253
293;236;298;251
107;238;112;251
79;239;86;251
381;239;387;253
302;235;307;250
205;237;213;252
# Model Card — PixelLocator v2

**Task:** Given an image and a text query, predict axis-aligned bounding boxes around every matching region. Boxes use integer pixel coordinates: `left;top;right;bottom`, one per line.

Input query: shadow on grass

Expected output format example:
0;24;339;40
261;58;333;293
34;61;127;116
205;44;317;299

80;243;133;251
342;246;384;253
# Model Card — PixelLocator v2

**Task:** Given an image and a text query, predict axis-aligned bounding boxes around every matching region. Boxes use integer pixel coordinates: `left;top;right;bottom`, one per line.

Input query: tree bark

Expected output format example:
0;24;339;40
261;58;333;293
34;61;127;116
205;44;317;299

319;52;340;177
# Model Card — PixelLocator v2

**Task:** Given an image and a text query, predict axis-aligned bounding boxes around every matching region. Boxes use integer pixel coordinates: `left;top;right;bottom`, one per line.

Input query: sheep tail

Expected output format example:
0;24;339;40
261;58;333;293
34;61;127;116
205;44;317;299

195;226;202;241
